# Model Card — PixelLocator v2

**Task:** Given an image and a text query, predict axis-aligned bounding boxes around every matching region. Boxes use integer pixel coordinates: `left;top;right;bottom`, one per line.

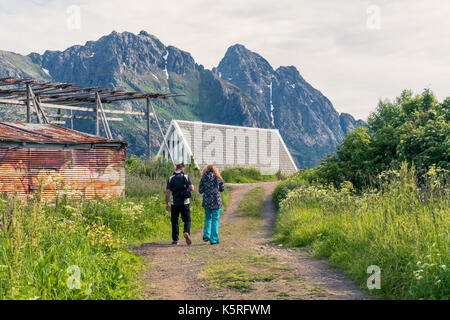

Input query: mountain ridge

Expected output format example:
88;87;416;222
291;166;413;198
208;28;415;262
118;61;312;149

1;30;363;167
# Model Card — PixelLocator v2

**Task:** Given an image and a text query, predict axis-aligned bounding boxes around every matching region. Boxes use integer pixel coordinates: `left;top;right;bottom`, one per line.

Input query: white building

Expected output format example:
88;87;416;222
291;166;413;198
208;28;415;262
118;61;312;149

157;120;298;175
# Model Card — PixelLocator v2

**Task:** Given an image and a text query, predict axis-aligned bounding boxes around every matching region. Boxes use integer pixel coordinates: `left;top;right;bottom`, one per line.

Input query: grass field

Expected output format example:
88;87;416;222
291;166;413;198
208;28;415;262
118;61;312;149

273;164;449;299
221;167;284;183
0;157;226;299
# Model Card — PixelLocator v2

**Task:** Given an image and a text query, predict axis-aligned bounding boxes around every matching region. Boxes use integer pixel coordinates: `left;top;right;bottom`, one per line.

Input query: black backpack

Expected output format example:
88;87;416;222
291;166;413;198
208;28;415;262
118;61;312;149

169;173;191;199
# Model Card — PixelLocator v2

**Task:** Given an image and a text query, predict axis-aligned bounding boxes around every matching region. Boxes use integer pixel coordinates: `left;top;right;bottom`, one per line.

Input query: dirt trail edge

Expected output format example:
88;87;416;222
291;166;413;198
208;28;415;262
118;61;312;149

134;182;372;300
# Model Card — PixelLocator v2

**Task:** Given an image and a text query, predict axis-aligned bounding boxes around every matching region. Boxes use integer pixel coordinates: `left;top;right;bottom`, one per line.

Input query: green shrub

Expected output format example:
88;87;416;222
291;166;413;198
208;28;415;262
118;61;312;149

272;168;320;207
126;155;173;180
318;89;450;190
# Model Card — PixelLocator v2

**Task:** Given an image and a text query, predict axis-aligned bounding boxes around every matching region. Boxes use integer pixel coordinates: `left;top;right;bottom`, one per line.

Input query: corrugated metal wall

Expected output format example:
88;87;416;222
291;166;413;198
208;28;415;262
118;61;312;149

0;147;125;201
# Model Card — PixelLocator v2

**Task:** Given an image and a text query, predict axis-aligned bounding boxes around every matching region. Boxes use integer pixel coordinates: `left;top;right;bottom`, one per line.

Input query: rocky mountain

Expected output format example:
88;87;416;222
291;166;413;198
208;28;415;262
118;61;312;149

0;50;51;80
1;31;362;167
214;44;364;166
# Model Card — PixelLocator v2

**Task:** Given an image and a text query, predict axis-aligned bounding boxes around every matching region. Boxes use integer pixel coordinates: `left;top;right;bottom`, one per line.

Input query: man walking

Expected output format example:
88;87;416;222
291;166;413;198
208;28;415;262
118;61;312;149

165;163;195;245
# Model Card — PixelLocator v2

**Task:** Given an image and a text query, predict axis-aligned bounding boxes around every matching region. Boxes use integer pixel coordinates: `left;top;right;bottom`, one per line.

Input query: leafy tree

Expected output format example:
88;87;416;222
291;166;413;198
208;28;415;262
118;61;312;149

319;89;449;189
318;127;374;189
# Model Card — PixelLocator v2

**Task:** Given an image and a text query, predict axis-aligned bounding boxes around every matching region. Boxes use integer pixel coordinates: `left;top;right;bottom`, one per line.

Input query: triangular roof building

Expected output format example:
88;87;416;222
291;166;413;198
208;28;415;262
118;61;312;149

158;120;297;175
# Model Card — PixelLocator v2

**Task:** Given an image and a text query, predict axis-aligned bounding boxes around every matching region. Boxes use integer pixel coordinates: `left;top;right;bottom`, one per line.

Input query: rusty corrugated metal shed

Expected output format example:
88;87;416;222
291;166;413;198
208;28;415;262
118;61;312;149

0;122;127;200
0;122;127;146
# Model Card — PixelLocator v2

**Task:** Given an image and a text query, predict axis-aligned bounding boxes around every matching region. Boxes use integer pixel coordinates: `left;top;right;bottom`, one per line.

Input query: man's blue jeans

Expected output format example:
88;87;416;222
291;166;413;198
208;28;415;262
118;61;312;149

203;207;221;244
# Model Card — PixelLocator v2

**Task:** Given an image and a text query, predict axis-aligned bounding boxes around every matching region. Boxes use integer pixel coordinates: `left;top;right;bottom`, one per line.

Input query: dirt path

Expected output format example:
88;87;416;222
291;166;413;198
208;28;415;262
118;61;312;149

134;182;371;300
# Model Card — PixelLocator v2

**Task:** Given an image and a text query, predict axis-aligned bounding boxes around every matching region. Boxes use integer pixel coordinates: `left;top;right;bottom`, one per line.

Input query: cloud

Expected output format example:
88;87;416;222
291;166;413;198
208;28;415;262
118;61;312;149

0;0;449;119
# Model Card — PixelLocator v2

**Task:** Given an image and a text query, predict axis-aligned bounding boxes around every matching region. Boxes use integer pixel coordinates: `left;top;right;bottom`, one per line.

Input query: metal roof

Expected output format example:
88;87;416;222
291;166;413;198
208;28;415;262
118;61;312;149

175;120;280;132
0;122;127;146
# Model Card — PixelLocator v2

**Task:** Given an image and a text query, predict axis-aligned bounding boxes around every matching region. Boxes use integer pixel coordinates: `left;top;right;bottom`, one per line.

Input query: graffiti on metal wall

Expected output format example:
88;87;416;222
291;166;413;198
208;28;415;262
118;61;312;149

0;161;125;200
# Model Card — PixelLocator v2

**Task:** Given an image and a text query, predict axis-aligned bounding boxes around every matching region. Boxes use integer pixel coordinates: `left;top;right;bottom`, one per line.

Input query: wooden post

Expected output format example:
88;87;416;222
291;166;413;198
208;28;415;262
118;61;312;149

96;93;112;140
146;98;151;160
27;86;42;124
26;84;31;123
36;96;49;124
95;94;99;136
150;100;175;168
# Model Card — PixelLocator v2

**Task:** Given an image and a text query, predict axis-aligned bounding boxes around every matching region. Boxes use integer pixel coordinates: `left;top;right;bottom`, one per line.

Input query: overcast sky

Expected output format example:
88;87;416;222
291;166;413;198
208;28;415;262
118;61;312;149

1;0;449;120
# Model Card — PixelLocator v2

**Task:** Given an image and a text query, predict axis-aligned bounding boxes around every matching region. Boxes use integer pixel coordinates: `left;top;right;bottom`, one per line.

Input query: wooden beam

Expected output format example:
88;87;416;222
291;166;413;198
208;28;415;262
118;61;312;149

150;101;175;168
26;84;30;123
95;94;99;136
48;114;123;121
12;110;124;122
36;96;50;124
0;98;151;116
99;108;149;116
96;92;112;139
0;98;94;112
27;86;42;124
43;103;95;112
146;98;151;160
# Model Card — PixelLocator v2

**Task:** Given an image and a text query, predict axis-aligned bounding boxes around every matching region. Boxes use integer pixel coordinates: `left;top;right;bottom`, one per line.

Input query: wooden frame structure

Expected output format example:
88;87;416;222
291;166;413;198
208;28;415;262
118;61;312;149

0;78;181;162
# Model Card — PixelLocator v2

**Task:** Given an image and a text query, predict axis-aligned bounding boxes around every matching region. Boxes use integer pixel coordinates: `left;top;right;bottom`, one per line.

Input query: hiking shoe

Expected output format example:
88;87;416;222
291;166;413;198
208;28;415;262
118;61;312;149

184;232;192;246
210;242;219;245
203;238;210;242
171;241;178;245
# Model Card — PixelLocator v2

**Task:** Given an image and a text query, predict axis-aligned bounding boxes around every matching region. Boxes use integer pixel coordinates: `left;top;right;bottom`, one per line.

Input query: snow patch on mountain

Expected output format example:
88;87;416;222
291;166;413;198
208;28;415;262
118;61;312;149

163;51;169;80
268;81;275;127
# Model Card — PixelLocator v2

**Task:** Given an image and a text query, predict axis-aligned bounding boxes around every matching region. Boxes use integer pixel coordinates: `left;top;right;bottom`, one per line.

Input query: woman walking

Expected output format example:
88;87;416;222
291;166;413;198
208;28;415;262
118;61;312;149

199;165;225;245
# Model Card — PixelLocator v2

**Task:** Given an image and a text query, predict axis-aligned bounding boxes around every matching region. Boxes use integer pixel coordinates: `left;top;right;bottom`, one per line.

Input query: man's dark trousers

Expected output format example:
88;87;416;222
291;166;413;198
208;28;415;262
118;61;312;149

171;204;191;241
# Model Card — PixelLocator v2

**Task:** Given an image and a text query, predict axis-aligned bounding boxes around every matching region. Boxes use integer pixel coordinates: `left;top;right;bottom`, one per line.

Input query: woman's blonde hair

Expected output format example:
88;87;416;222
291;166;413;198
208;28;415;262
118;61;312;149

202;165;222;181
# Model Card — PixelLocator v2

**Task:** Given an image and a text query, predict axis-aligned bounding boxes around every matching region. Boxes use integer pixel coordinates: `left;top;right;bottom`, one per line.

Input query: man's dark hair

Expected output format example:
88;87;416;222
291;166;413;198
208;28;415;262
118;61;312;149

176;163;185;170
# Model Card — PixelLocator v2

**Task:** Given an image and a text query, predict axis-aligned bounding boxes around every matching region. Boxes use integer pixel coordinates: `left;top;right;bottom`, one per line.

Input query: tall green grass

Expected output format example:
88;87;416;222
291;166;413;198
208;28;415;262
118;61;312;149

0;157;212;299
0;194;144;299
272;168;319;207
221;167;285;183
273;164;449;299
126;155;201;197
238;187;264;217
